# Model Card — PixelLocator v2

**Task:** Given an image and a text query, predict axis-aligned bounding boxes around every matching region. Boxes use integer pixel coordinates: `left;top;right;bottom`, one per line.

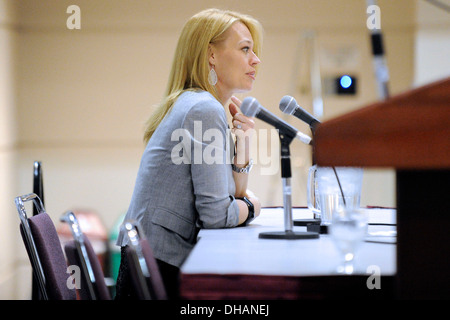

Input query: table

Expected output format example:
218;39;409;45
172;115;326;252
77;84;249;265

180;207;396;299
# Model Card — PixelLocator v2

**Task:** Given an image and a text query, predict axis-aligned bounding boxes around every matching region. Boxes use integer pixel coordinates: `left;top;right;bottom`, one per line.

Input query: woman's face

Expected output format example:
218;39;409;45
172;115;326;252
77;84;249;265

209;22;261;103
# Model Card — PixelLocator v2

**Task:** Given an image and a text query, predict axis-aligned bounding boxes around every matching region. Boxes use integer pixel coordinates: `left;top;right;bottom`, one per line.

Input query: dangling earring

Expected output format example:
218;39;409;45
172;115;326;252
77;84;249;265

208;66;218;86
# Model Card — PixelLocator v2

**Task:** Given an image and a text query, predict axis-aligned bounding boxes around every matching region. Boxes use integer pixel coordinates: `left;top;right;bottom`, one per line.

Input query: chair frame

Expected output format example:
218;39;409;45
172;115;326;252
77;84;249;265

14;193;49;300
60;211;98;300
123;221;153;300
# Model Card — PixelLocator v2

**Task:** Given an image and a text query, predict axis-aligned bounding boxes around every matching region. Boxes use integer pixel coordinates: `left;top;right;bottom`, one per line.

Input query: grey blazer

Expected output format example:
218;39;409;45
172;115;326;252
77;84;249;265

116;90;239;268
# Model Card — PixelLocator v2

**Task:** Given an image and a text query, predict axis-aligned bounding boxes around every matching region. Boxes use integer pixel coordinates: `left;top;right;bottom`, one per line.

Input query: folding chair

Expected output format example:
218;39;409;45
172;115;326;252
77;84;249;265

123;220;167;300
60;211;111;300
15;193;76;300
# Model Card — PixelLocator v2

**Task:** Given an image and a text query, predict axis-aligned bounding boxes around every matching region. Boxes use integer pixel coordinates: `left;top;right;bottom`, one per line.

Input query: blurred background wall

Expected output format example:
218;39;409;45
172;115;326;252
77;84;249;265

1;0;449;299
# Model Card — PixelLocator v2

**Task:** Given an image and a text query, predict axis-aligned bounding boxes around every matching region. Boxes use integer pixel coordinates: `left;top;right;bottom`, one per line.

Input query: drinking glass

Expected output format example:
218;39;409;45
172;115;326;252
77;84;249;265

307;165;363;226
329;208;368;274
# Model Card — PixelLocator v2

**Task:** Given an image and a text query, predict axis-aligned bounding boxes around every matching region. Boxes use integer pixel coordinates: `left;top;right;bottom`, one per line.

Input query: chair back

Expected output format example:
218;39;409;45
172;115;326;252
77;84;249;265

15;193;76;300
123;220;167;300
61;211;111;300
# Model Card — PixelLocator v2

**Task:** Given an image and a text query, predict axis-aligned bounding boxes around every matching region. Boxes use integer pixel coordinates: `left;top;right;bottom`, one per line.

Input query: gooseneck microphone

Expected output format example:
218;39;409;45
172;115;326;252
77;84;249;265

279;95;320;132
240;97;312;145
241;96;319;240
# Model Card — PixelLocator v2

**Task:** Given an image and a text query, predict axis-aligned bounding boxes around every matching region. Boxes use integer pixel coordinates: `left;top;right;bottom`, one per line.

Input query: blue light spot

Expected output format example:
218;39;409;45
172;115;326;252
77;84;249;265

340;75;352;89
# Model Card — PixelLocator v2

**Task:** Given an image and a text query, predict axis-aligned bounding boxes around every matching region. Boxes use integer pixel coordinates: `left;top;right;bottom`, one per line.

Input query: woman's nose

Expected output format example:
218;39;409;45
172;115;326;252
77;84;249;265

250;51;261;66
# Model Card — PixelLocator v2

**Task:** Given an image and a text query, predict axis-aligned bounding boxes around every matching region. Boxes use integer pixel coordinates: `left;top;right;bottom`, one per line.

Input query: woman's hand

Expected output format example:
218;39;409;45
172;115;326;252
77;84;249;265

229;96;255;134
229;96;255;167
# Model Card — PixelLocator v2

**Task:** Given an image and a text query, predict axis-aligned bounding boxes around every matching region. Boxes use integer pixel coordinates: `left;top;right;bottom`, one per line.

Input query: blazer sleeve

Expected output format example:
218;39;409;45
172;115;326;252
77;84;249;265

181;98;240;229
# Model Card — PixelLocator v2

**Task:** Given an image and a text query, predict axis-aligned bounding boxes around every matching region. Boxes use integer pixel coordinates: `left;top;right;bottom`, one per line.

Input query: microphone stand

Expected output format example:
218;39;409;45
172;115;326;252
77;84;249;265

259;132;319;240
366;0;390;100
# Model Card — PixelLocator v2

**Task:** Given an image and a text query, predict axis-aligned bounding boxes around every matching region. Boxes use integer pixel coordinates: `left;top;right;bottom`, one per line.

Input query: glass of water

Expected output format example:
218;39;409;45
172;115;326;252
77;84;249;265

329;208;368;274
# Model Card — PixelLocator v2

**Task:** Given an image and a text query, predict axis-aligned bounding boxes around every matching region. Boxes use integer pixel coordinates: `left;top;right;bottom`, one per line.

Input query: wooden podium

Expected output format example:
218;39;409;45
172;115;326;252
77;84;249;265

314;77;450;299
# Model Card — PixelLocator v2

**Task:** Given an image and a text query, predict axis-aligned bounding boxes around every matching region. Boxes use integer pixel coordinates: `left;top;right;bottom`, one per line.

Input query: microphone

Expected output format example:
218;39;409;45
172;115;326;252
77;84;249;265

279;95;320;132
240;97;312;145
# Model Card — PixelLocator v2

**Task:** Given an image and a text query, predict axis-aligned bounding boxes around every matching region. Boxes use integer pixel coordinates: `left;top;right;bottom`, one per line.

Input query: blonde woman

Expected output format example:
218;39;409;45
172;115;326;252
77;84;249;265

115;8;263;299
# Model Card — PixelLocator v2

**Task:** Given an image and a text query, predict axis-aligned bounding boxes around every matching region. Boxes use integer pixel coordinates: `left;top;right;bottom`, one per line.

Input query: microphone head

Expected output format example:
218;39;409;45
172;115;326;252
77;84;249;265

279;95;297;115
240;96;260;117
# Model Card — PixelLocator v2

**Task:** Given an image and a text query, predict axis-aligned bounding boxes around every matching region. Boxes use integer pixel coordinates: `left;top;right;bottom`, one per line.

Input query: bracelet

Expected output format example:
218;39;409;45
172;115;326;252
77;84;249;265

231;158;253;174
236;196;255;226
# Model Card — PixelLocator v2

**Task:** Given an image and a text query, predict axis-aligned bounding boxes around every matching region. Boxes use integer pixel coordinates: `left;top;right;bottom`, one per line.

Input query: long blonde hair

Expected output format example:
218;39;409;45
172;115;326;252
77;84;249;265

143;8;263;144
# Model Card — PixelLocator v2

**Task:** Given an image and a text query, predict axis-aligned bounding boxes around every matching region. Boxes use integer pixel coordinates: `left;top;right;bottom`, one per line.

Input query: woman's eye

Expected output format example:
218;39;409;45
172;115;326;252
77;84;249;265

242;46;250;53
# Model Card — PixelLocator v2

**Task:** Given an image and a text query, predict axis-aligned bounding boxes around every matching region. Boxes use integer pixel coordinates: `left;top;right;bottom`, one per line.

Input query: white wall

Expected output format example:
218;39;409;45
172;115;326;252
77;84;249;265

414;0;450;86
0;0;19;299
